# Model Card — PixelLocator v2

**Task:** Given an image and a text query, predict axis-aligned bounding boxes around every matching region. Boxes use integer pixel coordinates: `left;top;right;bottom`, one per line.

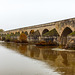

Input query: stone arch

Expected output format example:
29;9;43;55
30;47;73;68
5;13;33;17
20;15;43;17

18;31;20;34
57;25;74;36
61;27;72;37
15;32;16;34
11;32;14;35
34;30;41;36
30;30;34;34
25;31;28;35
42;29;49;35
22;31;24;33
61;27;73;45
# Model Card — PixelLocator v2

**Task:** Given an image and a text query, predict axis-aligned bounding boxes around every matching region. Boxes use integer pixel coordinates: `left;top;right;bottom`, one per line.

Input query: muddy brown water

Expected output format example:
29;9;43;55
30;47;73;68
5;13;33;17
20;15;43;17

0;41;75;75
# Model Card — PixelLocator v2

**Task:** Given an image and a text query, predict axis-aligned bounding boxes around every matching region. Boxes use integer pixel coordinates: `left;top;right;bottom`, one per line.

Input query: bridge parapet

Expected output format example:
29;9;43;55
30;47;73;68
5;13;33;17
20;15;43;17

1;17;75;37
55;18;75;36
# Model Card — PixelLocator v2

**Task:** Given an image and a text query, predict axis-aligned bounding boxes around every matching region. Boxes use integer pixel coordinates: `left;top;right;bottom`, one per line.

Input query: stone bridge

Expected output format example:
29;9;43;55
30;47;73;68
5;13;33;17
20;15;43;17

3;18;75;36
1;17;75;44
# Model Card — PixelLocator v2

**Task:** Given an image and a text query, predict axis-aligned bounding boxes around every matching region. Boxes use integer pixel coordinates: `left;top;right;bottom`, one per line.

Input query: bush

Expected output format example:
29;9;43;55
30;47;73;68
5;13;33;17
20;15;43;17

2;37;5;41
36;40;58;46
19;33;28;43
5;34;11;42
12;39;20;43
30;30;34;34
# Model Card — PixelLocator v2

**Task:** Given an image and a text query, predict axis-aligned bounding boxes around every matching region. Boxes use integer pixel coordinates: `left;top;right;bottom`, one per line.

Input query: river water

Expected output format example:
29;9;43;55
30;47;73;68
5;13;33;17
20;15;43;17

0;41;75;75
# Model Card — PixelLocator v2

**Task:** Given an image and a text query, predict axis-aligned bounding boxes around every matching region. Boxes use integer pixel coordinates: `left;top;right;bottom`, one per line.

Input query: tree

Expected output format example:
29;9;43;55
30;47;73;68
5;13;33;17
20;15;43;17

19;33;27;43
30;30;34;34
5;34;11;42
0;29;4;32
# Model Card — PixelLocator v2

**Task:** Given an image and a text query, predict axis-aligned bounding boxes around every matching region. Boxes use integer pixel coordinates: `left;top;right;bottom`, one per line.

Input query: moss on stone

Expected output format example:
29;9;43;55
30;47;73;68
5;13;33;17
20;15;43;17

68;31;75;36
43;28;59;36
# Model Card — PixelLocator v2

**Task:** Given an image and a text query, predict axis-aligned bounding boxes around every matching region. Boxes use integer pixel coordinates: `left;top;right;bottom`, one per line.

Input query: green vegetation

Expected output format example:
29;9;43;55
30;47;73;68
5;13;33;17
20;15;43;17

34;30;40;37
36;41;58;46
1;29;59;44
14;32;20;36
1;32;28;43
28;30;40;38
2;37;5;41
68;31;75;36
30;30;34;34
25;31;28;35
43;29;59;36
0;29;4;32
19;33;28;43
5;34;11;42
0;29;4;40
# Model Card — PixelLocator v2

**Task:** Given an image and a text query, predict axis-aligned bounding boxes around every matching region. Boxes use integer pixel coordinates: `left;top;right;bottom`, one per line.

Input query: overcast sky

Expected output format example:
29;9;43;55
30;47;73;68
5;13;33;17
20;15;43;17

0;0;75;31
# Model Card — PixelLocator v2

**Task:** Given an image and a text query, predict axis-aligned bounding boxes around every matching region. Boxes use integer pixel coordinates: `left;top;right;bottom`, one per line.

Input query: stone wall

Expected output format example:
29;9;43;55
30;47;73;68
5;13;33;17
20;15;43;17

1;17;75;44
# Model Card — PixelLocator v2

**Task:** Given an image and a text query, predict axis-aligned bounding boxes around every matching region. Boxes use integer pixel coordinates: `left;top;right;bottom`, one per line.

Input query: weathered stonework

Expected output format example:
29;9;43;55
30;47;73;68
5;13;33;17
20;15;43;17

1;17;75;37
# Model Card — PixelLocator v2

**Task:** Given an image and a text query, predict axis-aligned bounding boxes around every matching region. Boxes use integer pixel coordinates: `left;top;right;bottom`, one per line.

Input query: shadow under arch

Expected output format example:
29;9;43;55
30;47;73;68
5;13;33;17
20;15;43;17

61;27;72;45
34;30;41;36
29;30;34;34
25;31;28;35
42;29;49;35
61;27;72;37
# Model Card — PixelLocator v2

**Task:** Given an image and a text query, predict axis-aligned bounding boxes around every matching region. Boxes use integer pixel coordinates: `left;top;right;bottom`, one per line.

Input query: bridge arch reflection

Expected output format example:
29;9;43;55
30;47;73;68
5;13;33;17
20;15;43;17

1;42;75;75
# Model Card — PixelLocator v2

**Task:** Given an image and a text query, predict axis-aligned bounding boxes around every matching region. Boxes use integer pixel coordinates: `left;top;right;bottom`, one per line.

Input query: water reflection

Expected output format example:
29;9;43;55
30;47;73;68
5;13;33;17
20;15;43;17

1;42;75;75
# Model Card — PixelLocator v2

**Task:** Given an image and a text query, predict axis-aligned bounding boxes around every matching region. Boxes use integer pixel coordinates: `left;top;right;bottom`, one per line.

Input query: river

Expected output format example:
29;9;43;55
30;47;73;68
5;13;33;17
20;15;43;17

0;41;75;75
